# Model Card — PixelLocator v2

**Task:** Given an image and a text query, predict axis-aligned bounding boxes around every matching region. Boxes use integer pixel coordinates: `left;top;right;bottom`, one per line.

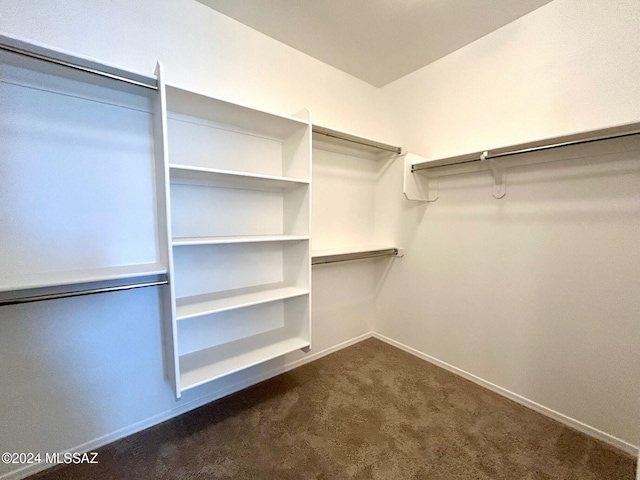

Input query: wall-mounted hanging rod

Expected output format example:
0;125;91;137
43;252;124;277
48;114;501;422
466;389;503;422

313;125;402;154
0;34;157;91
411;121;640;172
0;277;168;306
312;248;399;265
404;120;640;201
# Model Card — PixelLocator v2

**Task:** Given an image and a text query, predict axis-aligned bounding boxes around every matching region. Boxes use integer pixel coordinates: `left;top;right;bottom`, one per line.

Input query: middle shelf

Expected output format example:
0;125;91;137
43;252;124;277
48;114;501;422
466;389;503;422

176;282;309;320
173;235;309;247
169;164;309;191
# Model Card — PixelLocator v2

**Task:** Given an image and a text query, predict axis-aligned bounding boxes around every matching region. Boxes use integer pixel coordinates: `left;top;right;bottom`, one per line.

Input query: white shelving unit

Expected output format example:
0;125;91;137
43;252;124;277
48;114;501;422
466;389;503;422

0;36;169;305
156;72;312;397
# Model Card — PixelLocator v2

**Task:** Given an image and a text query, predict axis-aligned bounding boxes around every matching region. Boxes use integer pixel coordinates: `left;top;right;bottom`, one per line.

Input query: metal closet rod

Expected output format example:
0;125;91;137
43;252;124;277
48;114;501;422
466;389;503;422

313;126;402;154
312;248;398;265
0;35;157;91
0;278;168;307
411;122;640;172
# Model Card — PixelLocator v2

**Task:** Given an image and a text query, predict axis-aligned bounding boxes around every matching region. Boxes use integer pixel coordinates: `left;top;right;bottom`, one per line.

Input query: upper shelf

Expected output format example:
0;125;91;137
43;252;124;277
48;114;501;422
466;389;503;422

404;121;640;202
165;82;309;139
410;121;640;172
312;125;402;159
313;125;401;154
0;34;156;97
169;164;309;190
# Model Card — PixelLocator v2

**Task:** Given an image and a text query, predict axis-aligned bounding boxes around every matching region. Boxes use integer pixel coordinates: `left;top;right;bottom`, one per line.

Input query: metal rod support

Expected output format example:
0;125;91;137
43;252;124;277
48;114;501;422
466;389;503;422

312;248;398;265
313;126;402;154
0;35;157;91
411;122;640;172
0;279;168;306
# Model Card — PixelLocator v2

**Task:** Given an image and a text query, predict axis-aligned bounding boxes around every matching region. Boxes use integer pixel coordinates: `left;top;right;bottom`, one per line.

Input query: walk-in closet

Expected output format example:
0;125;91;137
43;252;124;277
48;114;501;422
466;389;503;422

1;1;638;479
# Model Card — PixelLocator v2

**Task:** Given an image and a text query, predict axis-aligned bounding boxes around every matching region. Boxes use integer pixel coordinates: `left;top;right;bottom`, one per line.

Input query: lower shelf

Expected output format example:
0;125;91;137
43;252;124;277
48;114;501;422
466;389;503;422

179;330;310;392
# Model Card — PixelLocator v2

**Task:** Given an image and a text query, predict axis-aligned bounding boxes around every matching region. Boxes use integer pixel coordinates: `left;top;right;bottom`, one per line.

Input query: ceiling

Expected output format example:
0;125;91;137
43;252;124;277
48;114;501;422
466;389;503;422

197;0;553;87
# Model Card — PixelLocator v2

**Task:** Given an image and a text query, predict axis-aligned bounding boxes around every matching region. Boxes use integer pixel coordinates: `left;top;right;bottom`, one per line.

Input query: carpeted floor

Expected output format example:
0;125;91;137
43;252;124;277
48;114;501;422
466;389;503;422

30;338;636;479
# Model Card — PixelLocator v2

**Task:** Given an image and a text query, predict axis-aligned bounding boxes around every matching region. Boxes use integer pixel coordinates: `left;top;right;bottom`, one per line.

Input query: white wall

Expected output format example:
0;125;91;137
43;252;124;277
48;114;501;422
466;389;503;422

377;0;640;449
0;0;397;143
0;1;393;478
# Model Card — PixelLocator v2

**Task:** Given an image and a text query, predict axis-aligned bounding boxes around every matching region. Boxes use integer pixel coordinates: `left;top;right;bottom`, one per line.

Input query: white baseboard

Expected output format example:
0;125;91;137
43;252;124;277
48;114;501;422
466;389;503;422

371;333;639;456
1;332;374;480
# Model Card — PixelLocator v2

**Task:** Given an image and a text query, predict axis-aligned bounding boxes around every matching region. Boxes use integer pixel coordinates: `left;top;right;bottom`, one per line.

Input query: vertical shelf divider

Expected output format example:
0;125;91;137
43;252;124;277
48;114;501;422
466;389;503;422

153;62;181;399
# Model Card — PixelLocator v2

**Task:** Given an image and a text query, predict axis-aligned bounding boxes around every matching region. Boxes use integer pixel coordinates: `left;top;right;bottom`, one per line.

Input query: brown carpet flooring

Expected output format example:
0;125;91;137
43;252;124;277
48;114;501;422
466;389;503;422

30;338;636;479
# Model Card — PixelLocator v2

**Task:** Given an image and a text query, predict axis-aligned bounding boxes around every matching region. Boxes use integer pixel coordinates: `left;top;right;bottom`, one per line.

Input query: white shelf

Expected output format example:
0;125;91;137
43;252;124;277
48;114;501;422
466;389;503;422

179;330;310;391
176;284;309;320
169;164;309;191
0;34;157;99
312;125;401;159
312;245;401;265
173;235;309;247
409;121;640;171
0;262;167;293
165;82;309;139
312;245;397;257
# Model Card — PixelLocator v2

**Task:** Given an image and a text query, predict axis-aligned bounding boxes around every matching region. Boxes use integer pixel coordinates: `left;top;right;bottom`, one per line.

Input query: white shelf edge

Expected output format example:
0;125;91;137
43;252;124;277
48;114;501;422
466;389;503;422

172;235;309;247
176;285;309;320
179;335;310;392
0;33;157;95
169;164;309;186
312;125;402;155
312;245;398;257
0;262;168;293
312;245;403;265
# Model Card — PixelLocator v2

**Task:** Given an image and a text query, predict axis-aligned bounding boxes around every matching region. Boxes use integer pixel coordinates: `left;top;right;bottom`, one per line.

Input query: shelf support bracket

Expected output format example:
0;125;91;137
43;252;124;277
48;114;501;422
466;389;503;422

481;151;506;199
403;153;438;202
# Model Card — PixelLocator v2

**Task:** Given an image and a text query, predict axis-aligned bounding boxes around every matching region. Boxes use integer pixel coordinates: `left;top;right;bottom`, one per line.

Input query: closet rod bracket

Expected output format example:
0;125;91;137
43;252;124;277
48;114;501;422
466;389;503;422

481;151;506;199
